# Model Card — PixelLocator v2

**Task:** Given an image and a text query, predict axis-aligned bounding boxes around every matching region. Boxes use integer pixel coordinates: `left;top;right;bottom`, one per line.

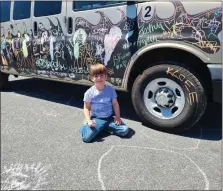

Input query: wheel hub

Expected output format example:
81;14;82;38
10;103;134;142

155;88;175;108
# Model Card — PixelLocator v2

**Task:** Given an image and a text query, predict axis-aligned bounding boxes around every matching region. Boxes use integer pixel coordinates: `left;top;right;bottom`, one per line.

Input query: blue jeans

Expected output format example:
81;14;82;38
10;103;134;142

80;116;129;143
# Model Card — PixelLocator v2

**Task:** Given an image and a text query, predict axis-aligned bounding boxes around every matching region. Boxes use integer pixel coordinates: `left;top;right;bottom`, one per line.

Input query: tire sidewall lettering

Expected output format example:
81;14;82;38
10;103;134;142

165;66;199;106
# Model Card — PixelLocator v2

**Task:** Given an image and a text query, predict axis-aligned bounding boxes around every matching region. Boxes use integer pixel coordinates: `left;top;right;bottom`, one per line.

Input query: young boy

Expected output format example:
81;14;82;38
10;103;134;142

80;63;129;143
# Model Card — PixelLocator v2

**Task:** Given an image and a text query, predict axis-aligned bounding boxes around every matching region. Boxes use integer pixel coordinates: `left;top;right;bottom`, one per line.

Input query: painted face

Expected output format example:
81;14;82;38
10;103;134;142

42;31;48;40
39;23;44;30
73;28;87;45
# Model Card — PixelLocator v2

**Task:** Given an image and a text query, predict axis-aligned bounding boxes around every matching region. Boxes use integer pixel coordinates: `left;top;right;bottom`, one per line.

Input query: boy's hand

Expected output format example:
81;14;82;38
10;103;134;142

114;116;122;125
88;120;96;127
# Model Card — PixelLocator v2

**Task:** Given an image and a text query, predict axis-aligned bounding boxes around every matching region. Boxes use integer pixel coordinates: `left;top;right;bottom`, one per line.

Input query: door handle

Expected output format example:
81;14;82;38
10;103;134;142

67;17;73;34
33;21;38;36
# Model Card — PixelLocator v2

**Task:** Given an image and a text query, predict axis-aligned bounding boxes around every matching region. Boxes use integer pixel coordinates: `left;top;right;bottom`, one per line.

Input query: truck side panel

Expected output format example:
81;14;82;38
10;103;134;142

1;1;222;89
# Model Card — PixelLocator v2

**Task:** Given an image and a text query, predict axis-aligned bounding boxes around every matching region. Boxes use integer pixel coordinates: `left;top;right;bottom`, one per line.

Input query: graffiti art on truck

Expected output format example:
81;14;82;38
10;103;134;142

1;2;222;86
1;23;35;72
67;1;222;81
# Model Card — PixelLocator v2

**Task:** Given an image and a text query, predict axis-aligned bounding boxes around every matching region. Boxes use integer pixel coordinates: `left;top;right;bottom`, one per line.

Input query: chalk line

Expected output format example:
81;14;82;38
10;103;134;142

140;128;203;150
98;144;209;190
98;146;115;190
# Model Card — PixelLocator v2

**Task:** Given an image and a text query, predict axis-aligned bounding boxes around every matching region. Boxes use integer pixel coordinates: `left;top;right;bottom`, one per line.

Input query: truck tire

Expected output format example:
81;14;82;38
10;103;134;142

0;72;9;90
131;62;207;133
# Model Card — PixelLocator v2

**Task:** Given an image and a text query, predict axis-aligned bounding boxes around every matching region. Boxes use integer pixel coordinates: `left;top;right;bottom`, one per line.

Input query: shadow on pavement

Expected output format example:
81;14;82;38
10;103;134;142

3;77;222;141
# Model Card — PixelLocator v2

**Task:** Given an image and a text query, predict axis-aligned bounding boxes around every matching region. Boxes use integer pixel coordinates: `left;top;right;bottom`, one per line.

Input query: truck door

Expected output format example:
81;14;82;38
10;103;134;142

32;1;68;77
65;1;136;85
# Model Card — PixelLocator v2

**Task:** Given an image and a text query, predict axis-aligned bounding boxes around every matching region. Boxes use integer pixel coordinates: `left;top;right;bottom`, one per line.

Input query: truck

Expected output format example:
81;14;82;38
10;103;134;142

1;0;222;133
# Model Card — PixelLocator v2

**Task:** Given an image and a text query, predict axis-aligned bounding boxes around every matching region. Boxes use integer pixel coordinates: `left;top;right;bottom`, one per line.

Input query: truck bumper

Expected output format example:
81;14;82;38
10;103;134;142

207;64;222;103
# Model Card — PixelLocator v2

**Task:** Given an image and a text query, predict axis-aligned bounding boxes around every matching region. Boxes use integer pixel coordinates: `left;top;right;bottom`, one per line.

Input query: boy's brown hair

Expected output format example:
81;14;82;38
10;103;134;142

89;63;108;79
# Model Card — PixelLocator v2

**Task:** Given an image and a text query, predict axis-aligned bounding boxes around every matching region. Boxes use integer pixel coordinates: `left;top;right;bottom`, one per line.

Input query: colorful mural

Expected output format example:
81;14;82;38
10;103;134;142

0;2;222;86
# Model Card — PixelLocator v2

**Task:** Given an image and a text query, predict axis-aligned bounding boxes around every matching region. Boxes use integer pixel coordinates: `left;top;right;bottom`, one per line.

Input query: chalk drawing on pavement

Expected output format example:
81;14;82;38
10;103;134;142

98;145;209;190
1;162;51;190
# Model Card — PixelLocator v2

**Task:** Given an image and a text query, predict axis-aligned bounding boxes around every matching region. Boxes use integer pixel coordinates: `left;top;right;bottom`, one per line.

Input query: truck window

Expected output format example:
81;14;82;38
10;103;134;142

13;1;31;20
73;1;125;10
34;1;62;17
0;1;11;22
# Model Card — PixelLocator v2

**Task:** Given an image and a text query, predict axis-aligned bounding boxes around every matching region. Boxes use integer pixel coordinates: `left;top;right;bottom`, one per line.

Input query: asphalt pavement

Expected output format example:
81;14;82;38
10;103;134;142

1;76;222;190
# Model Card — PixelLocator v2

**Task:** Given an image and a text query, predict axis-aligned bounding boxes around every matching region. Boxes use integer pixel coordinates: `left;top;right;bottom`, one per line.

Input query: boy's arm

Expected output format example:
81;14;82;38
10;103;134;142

111;87;122;125
112;98;121;119
83;90;95;127
112;99;122;125
83;102;92;124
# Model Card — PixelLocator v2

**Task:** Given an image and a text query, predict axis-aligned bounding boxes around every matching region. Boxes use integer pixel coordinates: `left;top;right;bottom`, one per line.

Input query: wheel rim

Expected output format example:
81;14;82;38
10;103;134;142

143;78;185;119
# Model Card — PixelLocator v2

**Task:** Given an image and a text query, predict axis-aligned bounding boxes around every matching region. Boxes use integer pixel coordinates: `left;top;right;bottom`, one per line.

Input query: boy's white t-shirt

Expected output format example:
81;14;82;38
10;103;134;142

83;85;117;118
